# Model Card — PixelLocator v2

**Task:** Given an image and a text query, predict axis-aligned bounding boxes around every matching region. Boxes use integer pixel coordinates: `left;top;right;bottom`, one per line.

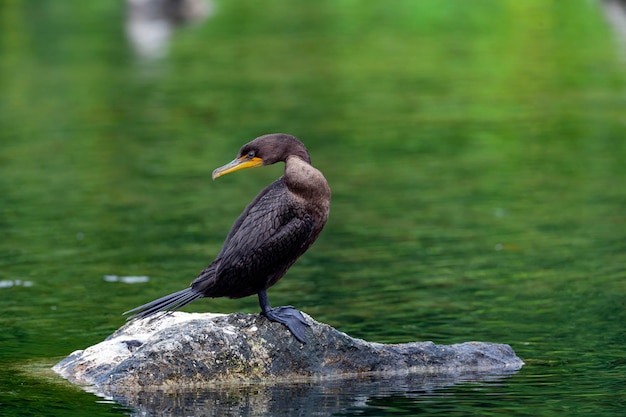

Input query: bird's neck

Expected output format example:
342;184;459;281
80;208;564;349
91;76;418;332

284;155;331;202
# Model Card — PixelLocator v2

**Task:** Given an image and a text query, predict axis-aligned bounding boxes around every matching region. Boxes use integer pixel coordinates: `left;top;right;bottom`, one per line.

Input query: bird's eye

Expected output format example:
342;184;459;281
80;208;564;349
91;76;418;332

247;151;255;159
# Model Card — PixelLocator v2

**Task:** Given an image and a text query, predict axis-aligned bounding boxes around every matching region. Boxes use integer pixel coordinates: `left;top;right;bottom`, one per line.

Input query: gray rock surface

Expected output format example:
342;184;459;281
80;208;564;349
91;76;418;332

53;312;523;393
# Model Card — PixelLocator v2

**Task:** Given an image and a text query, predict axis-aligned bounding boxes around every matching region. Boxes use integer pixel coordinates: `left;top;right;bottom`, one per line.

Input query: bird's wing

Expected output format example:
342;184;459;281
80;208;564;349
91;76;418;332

210;183;314;297
216;177;283;257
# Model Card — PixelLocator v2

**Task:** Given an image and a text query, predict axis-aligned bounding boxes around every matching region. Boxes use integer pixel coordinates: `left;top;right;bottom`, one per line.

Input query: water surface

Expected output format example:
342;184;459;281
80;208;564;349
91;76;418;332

1;1;625;416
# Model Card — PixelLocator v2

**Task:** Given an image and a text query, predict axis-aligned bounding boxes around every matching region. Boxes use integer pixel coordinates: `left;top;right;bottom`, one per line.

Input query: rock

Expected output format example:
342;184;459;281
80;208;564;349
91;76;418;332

52;312;523;393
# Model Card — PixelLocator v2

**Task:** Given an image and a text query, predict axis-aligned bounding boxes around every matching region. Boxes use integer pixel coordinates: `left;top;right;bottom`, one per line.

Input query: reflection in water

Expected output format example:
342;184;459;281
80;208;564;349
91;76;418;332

601;0;626;56
103;275;150;284
99;370;519;417
0;279;34;288
125;0;213;60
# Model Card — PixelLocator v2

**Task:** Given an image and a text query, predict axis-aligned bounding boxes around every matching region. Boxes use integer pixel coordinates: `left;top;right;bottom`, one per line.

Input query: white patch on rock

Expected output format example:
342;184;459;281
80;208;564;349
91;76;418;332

52;312;225;384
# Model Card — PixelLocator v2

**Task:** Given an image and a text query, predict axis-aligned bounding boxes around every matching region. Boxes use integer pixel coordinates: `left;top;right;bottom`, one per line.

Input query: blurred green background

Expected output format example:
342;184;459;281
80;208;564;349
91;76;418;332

1;0;625;416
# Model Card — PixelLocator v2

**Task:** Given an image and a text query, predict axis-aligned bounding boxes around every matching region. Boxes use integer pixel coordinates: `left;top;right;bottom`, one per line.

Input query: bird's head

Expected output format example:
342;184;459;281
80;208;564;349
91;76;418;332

212;133;311;180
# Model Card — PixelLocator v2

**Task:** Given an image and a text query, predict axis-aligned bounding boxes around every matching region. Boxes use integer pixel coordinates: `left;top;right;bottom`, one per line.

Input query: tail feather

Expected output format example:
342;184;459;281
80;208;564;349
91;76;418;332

124;288;203;320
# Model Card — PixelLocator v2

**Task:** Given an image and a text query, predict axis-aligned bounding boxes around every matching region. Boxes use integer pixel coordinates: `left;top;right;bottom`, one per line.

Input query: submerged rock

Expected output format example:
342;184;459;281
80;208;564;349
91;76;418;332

53;312;523;393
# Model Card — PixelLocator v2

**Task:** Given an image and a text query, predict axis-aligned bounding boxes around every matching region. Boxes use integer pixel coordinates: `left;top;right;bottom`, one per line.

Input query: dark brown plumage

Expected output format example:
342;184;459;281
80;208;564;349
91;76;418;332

125;133;331;343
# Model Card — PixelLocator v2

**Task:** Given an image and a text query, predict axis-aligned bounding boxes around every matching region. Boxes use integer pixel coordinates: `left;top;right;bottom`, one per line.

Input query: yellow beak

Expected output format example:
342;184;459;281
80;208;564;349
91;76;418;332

212;156;263;180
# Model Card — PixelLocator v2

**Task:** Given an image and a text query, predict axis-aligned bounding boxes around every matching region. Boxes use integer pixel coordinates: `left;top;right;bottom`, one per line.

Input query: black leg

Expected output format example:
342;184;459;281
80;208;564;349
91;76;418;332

257;290;309;343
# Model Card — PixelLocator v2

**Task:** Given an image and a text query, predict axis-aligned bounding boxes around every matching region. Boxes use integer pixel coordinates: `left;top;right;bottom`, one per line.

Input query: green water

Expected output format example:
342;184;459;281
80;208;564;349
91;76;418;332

1;0;625;415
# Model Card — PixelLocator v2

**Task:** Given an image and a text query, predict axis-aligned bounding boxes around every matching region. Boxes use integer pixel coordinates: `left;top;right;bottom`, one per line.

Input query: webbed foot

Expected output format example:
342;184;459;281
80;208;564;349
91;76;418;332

262;305;309;343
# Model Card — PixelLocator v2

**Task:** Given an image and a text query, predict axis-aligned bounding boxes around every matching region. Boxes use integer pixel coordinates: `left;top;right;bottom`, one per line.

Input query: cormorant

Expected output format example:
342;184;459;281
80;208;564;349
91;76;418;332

125;133;331;343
